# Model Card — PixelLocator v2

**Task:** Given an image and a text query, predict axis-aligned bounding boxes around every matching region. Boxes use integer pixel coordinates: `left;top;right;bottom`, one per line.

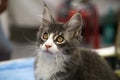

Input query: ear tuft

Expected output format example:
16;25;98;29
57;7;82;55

41;2;54;27
43;6;53;22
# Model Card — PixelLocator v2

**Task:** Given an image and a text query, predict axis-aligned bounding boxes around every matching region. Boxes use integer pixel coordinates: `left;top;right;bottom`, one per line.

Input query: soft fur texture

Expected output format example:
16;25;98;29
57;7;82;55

34;4;118;80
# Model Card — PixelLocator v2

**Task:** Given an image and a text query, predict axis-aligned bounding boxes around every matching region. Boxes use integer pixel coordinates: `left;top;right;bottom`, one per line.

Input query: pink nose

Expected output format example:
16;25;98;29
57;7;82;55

45;44;52;49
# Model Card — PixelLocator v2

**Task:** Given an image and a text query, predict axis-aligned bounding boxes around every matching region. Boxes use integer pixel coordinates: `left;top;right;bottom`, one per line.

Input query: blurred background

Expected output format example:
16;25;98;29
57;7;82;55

0;0;120;78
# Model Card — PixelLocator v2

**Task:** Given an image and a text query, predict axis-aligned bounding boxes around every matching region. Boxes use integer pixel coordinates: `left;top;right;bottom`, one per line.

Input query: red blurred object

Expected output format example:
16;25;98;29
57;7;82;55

91;6;100;49
80;6;100;49
57;1;100;49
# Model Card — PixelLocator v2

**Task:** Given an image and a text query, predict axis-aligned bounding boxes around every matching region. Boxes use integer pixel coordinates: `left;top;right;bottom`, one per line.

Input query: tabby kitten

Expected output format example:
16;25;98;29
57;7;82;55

34;4;118;80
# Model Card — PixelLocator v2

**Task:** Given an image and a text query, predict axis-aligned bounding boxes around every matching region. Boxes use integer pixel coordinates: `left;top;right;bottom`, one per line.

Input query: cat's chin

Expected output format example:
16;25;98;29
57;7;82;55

44;50;53;55
40;48;61;55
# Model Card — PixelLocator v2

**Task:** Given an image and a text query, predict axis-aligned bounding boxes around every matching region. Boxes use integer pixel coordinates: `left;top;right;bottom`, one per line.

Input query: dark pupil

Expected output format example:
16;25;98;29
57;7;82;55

57;36;64;42
43;33;48;39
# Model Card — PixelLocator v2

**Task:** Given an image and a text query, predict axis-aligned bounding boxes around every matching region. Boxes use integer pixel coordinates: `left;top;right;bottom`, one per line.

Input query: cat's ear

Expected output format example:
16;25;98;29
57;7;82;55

41;3;55;26
64;13;83;38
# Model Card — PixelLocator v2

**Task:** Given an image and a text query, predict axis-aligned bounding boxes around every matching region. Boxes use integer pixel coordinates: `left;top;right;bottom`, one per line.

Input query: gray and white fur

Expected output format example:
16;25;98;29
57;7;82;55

34;4;118;80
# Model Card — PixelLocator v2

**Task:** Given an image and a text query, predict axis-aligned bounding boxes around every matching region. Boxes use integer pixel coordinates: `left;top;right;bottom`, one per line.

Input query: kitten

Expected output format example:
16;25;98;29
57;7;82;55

34;4;118;80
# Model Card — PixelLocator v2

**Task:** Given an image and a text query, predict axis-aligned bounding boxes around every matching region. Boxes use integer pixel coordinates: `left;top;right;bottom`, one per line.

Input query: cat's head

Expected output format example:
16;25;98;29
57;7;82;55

37;4;83;55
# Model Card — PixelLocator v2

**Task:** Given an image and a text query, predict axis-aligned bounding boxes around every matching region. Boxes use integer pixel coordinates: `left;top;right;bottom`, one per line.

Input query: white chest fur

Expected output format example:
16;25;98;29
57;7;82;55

35;51;67;80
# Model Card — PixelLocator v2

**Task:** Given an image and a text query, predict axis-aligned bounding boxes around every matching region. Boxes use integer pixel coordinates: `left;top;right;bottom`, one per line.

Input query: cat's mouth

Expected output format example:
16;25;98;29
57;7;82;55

44;50;53;54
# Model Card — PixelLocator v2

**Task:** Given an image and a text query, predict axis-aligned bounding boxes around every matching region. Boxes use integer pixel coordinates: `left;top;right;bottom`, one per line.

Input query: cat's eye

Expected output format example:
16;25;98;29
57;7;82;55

55;35;65;44
41;32;49;41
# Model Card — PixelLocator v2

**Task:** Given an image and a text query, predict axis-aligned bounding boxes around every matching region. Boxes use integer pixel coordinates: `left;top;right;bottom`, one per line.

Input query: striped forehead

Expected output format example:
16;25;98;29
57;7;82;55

48;23;65;33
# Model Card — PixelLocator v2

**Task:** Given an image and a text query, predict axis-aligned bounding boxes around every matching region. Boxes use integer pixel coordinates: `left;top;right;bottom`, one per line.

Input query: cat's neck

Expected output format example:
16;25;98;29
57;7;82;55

35;49;81;80
35;51;69;80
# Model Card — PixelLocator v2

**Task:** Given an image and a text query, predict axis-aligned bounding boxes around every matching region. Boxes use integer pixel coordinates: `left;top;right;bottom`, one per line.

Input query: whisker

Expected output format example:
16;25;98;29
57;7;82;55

32;49;41;56
64;46;81;49
22;30;37;45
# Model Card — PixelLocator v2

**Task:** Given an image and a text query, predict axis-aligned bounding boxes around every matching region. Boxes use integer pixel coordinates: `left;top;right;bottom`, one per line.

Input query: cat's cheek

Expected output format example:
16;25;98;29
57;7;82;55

38;45;45;51
47;46;60;54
